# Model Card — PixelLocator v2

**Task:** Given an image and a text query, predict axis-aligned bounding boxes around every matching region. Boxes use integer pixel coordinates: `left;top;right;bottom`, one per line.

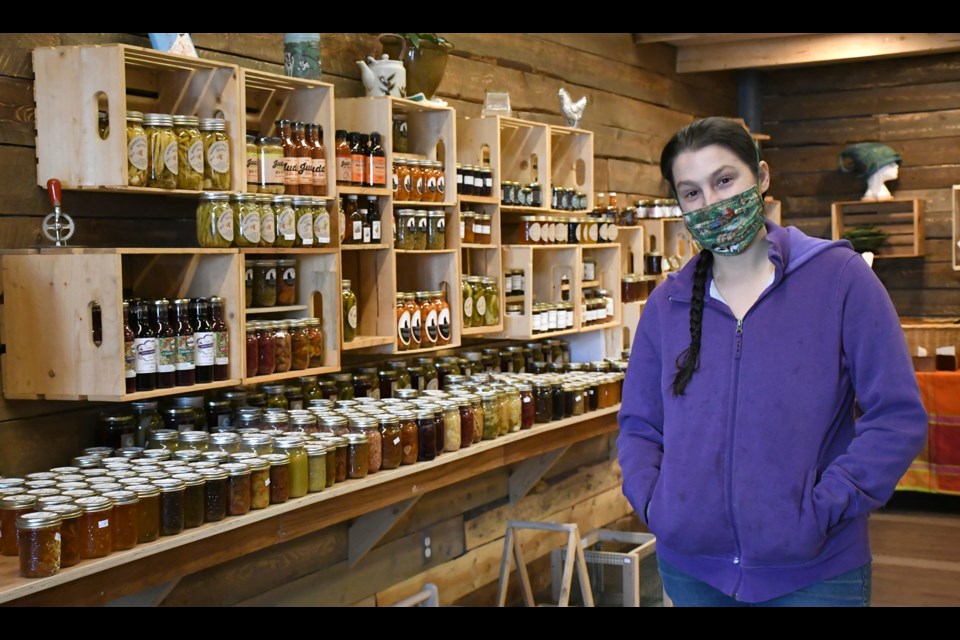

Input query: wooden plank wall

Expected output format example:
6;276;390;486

0;33;729;604
760;52;960;317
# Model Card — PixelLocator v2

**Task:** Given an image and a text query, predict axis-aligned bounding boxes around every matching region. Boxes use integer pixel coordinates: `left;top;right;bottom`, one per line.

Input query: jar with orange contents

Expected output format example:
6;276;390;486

432;291;452;346
417;291;438;348
16;511;62;578
396;292;412;351
396;159;411;201
408;161;424;202
75;495;114;559
1;494;37;556
404;292;422;350
101;490;139;550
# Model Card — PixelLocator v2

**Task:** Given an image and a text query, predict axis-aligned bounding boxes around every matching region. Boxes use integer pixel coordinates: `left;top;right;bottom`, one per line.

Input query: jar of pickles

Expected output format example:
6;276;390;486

412;211;428;250
342;280;358;343
481;277;499;326
395;209;417;249
125;111;149;187
200;117;231;190
144;113;178;189
173;115;204;191
426;211;447;250
231;193;260;247
196;192;233;248
274;195;297;247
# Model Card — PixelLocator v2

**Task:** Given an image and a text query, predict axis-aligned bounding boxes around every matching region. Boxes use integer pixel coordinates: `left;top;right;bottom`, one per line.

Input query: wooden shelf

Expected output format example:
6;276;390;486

394;249;457;255
460;243;496;250
616;225;644;231
337;186;392;196
581;280;600;288
624;299;648;306
831;198;924;259
501;205;548;213
579;321;621;334
582;243;620;251
458;194;499;205
85;379;242;404
342;335;396;351
243;365;339;385
0;404;620;606
340;243;391;251
461;324;504;336
245;305;309;315
501;244;578;250
240;247;337;255
393;201;458;207
506;327;580;340
548;209;590;215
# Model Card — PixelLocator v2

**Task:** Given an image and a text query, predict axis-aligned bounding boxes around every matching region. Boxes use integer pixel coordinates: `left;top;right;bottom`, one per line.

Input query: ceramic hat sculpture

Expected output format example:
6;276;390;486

838;142;902;201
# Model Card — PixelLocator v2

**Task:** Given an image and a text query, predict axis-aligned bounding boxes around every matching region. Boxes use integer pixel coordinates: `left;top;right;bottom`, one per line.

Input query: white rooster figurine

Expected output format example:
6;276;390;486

558;87;587;128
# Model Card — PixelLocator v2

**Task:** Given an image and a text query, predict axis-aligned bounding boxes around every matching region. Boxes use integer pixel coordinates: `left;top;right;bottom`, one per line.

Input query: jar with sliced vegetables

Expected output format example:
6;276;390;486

293;196;314;247
231;193;261;247
126;111;147;187
257;194;276;247
273;195;297;247
196;192;233;248
144;113;178;189
200;117;231;190
173;115;204;191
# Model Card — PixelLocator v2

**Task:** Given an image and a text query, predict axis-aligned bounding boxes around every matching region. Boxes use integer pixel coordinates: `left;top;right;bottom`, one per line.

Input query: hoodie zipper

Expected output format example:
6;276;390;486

727;316;745;599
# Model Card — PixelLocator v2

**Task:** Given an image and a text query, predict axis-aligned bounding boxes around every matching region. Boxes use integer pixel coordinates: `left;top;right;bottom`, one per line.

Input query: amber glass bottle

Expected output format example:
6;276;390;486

335;129;352;185
309;124;328;196
277;119;299;195
293;121;314;195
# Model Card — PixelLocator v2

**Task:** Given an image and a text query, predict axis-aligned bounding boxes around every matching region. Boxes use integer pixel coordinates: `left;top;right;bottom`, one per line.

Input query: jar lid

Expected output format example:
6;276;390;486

126;110;144;122
274;438;305;451
209;432;240;445
125;482;160;498
171;472;207;486
179;431;210;443
261;453;291;466
16;511;61;530
305;445;328;457
92;482;125;494
36;495;73;508
428;210;446;217
75;495;114;512
101;489;139;505
143;113;174;127
199;117;226;131
219;462;253;477
348;416;378;429
322;435;348;447
172;114;200;127
201;451;232;463
45;503;83;520
84;446;115;458
198;468;229;481
153;478;187;492
62;489;97;500
26;488;60;499
344;433;369;444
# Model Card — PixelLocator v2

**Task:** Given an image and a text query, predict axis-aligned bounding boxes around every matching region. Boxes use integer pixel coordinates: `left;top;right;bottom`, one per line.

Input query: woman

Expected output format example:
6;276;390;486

617;117;927;607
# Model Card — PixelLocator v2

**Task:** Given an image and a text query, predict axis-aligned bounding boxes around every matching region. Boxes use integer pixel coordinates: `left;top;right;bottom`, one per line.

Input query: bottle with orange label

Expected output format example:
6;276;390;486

367;132;386;188
350;133;366;186
335;129;352;186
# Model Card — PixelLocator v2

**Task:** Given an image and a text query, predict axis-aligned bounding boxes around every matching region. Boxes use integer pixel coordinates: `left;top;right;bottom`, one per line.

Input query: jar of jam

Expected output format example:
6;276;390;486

275;438;308;498
474;213;492;244
16;511;62;578
179;430;210;453
218;463;250;516
378;415;402;470
343;433;369;480
414;409;437;462
124;483;160;544
196;468;227;523
100;489;139;549
75;495;114;558
325;436;349;483
152;478;185;536
461;211;476;244
45;503;82;569
1;494;37;556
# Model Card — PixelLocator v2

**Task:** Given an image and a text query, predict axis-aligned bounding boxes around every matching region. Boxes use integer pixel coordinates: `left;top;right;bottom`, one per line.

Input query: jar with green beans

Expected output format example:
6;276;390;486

274;196;297;247
144;113;178;189
126;111;147;187
173;115;204;190
196;192;233;248
200;117;231;190
257;194;276;247
232;193;261;247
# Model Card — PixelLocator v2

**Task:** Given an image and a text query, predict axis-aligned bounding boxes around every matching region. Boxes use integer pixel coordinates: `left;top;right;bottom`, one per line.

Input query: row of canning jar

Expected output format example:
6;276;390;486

126;112;231;190
196;193;331;248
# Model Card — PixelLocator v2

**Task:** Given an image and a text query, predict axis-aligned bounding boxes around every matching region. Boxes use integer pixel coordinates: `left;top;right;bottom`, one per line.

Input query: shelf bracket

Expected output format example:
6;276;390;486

347;495;422;568
508;445;570;504
105;577;182;607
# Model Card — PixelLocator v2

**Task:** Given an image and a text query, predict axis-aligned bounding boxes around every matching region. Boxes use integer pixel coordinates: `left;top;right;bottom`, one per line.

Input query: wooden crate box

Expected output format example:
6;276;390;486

550;126;594;213
831;199;924;259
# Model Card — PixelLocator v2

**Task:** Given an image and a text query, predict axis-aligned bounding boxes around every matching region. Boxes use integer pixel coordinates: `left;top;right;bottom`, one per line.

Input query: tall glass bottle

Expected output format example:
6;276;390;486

172;298;195;387
152;299;177;389
190;298;215;384
123;301;136;393
366;196;381;244
335;129;352;186
350;132;365;186
366;132;386;188
134;301;158;392
210;296;230;382
309;124;327;196
277;119;299;195
293;121;314;195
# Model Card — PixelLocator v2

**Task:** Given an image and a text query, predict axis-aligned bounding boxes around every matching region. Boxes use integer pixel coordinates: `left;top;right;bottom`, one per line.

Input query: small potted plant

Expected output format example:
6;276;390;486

379;33;453;100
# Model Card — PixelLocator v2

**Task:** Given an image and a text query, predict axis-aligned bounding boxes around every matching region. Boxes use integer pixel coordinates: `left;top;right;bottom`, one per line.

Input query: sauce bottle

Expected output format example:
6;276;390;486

210;296;230;382
152;299;177;389
367;196;381;243
293;121;314;195
123;301;136;393
335;129;352;186
346;194;363;244
190;298;215;384
367;132;386;187
172;298;195;387
134;301;158;392
277;119;299;195
350;132;365;186
309;124;327;196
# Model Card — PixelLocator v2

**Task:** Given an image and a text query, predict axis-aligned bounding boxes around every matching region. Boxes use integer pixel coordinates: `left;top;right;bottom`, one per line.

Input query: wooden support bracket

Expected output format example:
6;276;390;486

347;495;422;568
508;445;569;504
105;577;181;607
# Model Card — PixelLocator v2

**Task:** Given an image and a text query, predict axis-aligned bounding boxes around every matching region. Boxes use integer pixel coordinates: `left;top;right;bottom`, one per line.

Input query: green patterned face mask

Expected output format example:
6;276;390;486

682;185;765;256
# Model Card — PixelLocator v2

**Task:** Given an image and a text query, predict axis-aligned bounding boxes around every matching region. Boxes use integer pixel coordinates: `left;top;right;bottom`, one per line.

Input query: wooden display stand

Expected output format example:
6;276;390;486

831;198;924;259
952;185;960;271
33;44;244;193
497;520;594;607
550;125;594;213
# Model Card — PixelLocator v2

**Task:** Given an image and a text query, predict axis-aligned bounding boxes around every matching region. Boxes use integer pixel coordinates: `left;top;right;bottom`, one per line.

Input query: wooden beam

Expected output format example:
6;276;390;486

508;446;569;503
348;496;422;567
677;33;960;73
636;33;810;46
105;578;180;607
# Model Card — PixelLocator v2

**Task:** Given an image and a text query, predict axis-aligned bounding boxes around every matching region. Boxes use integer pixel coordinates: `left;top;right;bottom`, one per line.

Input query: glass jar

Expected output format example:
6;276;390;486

1;495;37;557
426;210;446;250
441;401;461;452
257;453;289;503
98;411;136;451
74;495;114;559
461;277;473;329
516;383;535;429
173;114;204;191
147;428;180;452
461;211;476;244
321;436;347;483
144;113;178;189
415;409;437;462
200;117;231;190
468;276;485;328
479;391;500;440
273;321;293;374
256;321;277;376
342;279;358;343
16;511;62;578
97;489;137;550
126;110;148;187
344;433;370;479
219;463;251;516
378;415;402;470
412;211;428;250
262;384;288;411
481;277;499;326
178;430;209;452
194;468;227;523
288;320;310;372
474;213;492;244
275;438;308;498
273;195;297;247
196;192;233;248
257;136;285;194
245;322;260;378
395;209;416;250
301;445;326;493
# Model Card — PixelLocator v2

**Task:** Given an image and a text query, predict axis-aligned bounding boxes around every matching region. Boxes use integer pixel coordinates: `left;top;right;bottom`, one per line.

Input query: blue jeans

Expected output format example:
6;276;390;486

658;556;871;607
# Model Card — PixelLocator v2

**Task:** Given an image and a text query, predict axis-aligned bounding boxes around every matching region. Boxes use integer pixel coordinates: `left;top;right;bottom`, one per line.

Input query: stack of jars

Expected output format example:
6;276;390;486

461;276;500;329
581;288;616;327
550;187;588;211
394;209;447;250
196;193;331;249
245;318;323;378
341;194;384;245
395;290;452;351
394;159;447;202
455;164;493;197
247;120;328;196
634;198;682;219
128;112;230;191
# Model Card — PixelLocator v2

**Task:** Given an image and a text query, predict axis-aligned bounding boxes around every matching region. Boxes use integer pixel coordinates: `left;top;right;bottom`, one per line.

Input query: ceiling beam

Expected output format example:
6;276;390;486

635;33;811;46
675;33;960;73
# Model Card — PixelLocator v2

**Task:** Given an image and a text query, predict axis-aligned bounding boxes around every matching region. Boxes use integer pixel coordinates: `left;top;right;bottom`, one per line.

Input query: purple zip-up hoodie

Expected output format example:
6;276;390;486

617;220;927;603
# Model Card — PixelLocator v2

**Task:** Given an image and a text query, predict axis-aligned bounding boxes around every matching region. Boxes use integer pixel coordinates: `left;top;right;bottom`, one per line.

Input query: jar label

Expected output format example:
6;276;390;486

436;218;446;233
176;335;195;370
482;224;491;235
195;331;216;366
297;212;314;244
608;225;618;241
158;336;177;373
278;207;296;240
415;176;424;197
284;156;300;185
589;223;599;243
217;207;235;243
403;174;413;196
363;225;371;244
242;212;261;244
163;141;178;175
246;154;259;184
261;211;277;244
556;223;567;241
460;220;465;240
475;295;487;318
337;156;352;183
465;174;475;187
216;331;229;366
188;139;205;174
392;171;399;194
463;295;473;320
598;223;608;242
208;141;230;174
125;340;136;378
398;310;412;346
314;211;330;243
406;216;417;236
347;304;358;329
128;134;148;171
411;309;422;344
351;156;364;184
134;337;158;374
372;220;381;242
426;377;438;391
426;175;437;195
98;519;110;529
425;309;438;343
438;307;451;341
473;222;483;235
373;157;387;186
528;222;541;243
264;267;277;284
437;175;445;196
315;158;328;190
566;309;574;328
418;216;428;235
484;176;492;188
339;209;347;242
533;312;542;332
352;220;363;241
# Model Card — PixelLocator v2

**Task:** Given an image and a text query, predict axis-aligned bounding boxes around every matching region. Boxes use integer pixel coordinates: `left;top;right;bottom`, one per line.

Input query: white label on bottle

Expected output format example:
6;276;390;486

372;220;381;242
363;226;371;244
463;296;473;321
589;224;599;243
215;331;229;366
548;309;558;330
125;340;136;378
247;154;259;185
584;262;594;281
398;310;412;346
411;309;422;344
598;223;608;242
533;312;542;332
415;176;424;197
352;220;363;241
426;377;438;391
425;309;439;343
556;222;567;242
176;335;195;370
436;218;446;234
208;140;230;174
188;139;205;174
472;222;482;236
347;304;358;329
484;176;492;189
529;222;541;243
426;176;437;195
278;206;296;241
134;337;158;374
314;211;330;244
242;212;261;244
218;206;235;243
482;224;491;235
608;225;618;241
475;295;486;318
460;220;465;240
98;519;110;529
315;158;327;190
163;141;178;175
261;211;276;244
465;174;475;188
128;134;148;171
195;331;216;366
566;309;574;328
297;213;314;245
438;307;451;341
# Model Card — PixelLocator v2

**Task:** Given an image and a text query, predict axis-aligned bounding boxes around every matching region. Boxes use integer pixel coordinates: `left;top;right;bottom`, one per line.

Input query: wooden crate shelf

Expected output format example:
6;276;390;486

459;195;499;205
831;198;924;259
550;125;594;213
952;186;960;271
33;44;244;191
1;248;243;401
394;201;458;208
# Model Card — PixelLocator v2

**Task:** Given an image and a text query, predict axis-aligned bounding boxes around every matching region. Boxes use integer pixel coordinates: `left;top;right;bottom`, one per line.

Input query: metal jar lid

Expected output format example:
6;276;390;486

44;503;83;520
152;478;187;493
16;511;61;530
274;437;306;451
26;488;60;499
143;113;174;127
343;433;369;445
198;468;229;481
36;495;73;508
75;495;114;512
244;457;270;472
305;445;328;457
171;472;206;487
220;462;251;477
261;453;291;467
127;484;161;498
179;431;210;444
201;451;232;464
101;489;139;505
199;117;226;131
91;483;124;494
